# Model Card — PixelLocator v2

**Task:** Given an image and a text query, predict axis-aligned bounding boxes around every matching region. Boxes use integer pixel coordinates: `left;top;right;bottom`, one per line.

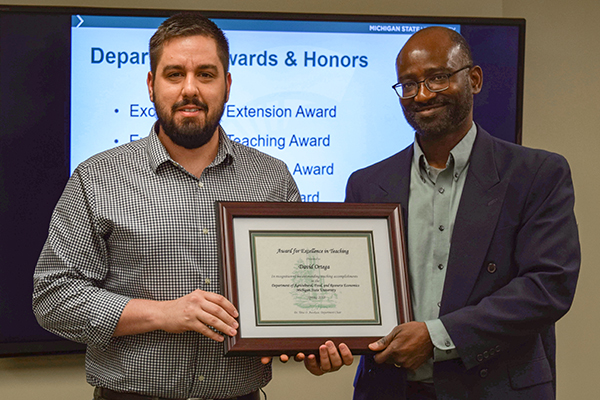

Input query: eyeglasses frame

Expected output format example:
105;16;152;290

392;65;473;100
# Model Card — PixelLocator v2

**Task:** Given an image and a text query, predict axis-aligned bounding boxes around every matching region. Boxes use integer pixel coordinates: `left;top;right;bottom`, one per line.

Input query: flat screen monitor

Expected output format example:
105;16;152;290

0;5;525;357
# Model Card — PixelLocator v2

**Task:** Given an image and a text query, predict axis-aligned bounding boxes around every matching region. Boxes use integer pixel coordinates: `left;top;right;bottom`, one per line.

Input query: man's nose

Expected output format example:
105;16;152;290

181;75;200;98
413;81;436;103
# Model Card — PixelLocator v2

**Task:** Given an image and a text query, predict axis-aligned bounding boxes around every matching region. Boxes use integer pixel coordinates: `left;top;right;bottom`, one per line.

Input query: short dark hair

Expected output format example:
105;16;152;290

149;12;230;75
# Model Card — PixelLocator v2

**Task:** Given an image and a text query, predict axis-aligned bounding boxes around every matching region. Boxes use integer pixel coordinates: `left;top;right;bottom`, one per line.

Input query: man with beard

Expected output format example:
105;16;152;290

33;13;300;400
304;27;580;400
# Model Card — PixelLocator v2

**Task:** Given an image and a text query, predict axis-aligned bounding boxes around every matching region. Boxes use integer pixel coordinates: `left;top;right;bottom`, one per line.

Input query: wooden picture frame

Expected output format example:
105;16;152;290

216;202;411;356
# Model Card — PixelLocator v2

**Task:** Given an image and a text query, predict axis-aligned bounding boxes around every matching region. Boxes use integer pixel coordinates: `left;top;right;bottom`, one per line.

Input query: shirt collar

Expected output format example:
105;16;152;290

412;123;478;183
212;126;235;168
146;123;234;173
451;123;477;179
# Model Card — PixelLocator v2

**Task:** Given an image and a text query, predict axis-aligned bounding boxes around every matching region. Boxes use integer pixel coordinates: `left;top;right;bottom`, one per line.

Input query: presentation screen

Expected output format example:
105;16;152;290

70;16;461;201
0;6;525;356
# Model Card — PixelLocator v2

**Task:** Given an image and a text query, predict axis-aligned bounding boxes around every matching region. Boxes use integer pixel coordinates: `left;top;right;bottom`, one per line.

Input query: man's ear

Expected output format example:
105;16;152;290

470;65;483;95
225;72;232;103
147;71;154;102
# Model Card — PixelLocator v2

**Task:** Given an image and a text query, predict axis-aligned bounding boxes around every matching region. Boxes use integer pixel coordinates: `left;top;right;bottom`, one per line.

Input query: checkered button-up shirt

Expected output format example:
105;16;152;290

33;124;300;399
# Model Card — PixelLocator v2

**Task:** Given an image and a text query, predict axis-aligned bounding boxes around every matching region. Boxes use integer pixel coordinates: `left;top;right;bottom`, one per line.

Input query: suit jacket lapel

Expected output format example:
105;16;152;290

378;146;413;236
440;128;508;315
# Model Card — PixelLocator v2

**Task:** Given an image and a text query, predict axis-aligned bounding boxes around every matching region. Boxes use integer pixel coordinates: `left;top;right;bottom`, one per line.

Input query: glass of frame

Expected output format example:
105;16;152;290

216;202;411;356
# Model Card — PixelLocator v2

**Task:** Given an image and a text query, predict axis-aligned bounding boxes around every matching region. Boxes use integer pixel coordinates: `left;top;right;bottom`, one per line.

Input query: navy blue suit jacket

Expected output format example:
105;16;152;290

346;127;580;400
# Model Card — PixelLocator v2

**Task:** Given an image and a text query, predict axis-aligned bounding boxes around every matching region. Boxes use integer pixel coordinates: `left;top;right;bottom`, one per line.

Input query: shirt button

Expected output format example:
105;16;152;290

203;228;209;234
205;278;211;285
445;340;451;347
198;182;204;188
439;225;445;231
438;187;445;194
437;302;441;308
438;264;444;270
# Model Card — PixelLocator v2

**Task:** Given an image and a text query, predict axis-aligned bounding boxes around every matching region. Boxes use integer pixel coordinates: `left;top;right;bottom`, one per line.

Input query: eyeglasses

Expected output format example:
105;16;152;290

392;65;472;99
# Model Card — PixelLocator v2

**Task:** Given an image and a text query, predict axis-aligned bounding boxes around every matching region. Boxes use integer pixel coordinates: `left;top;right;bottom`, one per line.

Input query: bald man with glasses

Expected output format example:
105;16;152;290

303;26;580;400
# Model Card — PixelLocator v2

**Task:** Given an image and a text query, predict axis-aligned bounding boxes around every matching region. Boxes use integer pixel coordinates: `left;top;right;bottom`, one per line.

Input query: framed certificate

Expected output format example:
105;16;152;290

216;202;411;356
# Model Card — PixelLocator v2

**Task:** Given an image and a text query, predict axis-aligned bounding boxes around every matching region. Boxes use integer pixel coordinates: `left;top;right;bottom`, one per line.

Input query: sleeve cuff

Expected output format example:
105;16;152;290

425;319;460;362
86;291;131;350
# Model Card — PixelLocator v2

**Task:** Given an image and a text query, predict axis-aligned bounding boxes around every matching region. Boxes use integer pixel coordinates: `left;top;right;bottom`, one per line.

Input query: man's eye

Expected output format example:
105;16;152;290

402;82;417;90
429;74;447;83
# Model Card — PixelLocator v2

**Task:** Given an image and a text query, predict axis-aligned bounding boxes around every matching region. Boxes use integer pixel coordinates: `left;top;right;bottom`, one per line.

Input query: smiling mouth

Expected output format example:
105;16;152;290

412;101;448;115
172;98;208;115
417;103;445;111
414;105;443;116
176;106;207;118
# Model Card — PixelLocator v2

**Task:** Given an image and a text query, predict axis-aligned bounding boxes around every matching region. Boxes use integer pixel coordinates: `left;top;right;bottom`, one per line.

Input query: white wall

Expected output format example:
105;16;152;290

503;1;600;398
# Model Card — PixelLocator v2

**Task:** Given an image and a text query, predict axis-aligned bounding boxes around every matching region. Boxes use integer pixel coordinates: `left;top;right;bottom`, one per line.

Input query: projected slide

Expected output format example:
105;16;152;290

71;16;459;201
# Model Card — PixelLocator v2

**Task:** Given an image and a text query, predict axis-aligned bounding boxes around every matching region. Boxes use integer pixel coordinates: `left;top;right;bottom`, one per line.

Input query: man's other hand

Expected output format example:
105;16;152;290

260;341;353;376
369;321;433;371
114;289;239;342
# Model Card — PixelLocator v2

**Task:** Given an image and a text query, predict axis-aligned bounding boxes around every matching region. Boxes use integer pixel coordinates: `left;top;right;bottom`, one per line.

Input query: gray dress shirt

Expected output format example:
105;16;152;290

406;124;477;382
33;124;300;399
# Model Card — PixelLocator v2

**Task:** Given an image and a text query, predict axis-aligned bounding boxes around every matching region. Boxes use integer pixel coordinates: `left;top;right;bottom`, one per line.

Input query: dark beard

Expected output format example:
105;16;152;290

402;86;472;139
155;96;225;150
